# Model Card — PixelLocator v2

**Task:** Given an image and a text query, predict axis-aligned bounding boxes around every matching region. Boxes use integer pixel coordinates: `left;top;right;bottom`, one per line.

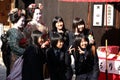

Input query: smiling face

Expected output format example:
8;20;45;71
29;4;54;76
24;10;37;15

56;40;64;49
33;9;42;22
78;24;85;32
80;38;88;49
55;21;64;30
38;36;44;45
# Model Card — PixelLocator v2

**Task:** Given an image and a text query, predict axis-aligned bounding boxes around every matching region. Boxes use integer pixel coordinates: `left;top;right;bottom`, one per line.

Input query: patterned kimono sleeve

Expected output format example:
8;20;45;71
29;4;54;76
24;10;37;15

23;23;32;39
7;29;25;56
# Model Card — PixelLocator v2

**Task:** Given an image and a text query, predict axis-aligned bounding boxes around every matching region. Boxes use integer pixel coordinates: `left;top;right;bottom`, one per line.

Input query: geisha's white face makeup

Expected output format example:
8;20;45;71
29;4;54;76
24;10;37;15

33;9;42;22
17;16;25;28
80;38;88;49
56;40;64;49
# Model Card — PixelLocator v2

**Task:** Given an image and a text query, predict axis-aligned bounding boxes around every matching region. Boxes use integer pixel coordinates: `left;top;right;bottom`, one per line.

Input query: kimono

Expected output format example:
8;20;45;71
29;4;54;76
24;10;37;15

7;28;25;56
23;20;48;45
7;28;26;70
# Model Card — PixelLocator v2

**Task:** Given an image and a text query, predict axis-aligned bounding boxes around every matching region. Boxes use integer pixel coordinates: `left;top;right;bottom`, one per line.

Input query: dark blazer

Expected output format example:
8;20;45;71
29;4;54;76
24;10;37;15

46;47;73;80
22;45;45;80
73;48;99;80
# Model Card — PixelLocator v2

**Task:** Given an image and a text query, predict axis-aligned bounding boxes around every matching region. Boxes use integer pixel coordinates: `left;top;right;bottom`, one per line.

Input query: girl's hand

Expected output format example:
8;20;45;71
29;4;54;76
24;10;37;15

78;46;85;54
41;41;50;48
68;45;75;54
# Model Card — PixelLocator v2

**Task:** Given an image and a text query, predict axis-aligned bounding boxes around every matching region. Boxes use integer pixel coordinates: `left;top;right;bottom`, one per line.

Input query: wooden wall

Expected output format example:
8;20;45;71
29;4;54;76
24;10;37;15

1;0;120;48
91;3;120;47
41;0;88;31
0;0;11;25
17;0;120;47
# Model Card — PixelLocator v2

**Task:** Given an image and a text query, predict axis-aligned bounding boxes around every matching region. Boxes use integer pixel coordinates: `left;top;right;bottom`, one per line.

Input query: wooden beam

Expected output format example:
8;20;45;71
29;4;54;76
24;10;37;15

11;0;15;9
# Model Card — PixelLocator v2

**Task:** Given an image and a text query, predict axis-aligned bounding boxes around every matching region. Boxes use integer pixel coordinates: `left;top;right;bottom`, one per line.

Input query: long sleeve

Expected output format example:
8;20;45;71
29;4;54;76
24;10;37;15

65;51;73;80
22;45;44;80
91;46;100;80
7;28;25;56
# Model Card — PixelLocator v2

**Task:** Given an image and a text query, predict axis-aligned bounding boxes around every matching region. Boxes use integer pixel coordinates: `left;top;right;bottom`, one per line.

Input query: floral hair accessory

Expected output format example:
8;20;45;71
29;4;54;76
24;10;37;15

8;8;25;16
28;3;36;9
28;3;43;10
38;3;43;9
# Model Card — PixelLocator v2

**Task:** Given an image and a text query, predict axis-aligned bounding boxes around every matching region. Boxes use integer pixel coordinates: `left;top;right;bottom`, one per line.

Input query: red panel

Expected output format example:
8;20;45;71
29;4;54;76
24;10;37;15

99;72;120;80
59;0;120;2
98;46;119;54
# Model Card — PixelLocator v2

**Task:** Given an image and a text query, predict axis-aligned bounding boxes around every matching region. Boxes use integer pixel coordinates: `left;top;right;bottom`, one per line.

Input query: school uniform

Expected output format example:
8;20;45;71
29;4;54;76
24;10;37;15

22;45;45;80
46;47;73;80
73;48;99;80
49;31;70;51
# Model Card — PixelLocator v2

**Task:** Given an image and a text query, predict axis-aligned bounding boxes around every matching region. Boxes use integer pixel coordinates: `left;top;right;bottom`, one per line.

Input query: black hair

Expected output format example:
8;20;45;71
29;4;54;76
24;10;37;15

72;17;85;32
8;9;25;24
50;32;64;48
52;16;66;32
74;34;89;50
31;30;43;45
26;7;41;21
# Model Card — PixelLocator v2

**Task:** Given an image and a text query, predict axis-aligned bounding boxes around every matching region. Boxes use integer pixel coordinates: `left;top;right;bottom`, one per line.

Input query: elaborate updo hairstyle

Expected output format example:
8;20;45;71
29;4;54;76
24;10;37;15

72;17;85;32
26;3;43;22
52;16;66;32
8;8;25;24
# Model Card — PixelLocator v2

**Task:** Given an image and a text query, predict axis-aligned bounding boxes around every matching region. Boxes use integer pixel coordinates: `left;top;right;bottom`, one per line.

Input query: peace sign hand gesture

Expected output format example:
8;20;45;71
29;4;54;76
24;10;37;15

78;46;85;54
68;45;75;54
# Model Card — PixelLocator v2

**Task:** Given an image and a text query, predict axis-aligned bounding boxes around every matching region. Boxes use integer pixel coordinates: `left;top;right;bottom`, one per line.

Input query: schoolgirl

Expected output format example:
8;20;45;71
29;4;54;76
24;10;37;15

22;30;46;80
68;34;99;80
46;33;73;80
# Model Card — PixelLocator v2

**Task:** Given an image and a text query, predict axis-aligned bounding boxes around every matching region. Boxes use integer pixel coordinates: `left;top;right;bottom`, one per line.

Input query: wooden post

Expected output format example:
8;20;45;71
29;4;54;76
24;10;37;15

105;39;108;80
11;0;15;9
87;2;91;29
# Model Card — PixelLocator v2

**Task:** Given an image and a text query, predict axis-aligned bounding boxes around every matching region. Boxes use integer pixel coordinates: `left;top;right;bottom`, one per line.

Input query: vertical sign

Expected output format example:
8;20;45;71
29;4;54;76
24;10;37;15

93;4;103;26
104;4;114;26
